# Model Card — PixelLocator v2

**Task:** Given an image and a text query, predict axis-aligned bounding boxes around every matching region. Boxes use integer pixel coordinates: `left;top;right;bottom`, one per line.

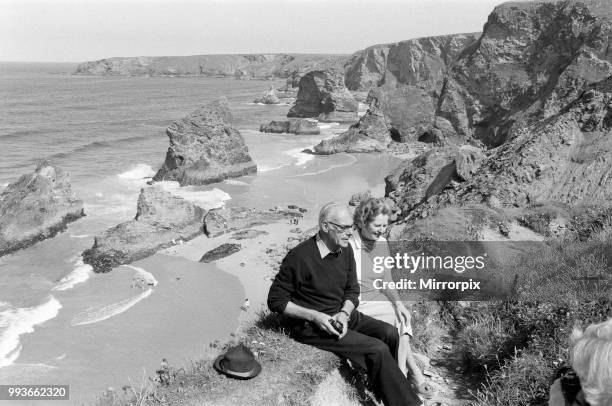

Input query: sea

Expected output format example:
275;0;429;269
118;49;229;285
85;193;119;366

0;62;403;404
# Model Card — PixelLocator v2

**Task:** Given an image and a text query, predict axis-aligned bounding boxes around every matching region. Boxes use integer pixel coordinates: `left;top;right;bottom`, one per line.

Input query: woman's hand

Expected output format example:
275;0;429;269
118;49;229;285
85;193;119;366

393;301;411;324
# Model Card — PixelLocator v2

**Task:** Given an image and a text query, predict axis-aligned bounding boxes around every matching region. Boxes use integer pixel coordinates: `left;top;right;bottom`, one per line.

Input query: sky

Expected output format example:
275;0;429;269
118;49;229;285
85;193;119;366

1;0;510;62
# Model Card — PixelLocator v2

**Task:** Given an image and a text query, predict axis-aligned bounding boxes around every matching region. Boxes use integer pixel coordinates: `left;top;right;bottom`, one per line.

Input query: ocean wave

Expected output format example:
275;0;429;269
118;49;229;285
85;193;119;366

287;154;358;178
69;234;90;238
44;136;150;161
52;257;93;291
117;163;156;181
122;265;158;287
71;289;153;326
318;122;340;130
258;164;289;172
284;148;314;166
0;129;50;140
223;179;248;186
156;181;231;210
0;297;62;367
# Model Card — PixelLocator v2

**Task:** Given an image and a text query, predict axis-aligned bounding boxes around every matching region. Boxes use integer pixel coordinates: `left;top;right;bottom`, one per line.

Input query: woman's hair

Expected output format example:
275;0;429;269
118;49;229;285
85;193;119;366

571;317;612;406
353;197;392;230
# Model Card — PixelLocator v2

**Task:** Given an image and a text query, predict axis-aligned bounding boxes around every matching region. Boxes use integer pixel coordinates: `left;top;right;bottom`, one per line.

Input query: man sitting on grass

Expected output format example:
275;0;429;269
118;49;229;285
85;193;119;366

267;202;421;406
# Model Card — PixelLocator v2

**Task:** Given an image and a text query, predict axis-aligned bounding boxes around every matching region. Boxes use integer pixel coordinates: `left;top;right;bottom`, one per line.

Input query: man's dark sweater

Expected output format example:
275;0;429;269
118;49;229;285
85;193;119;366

267;235;359;316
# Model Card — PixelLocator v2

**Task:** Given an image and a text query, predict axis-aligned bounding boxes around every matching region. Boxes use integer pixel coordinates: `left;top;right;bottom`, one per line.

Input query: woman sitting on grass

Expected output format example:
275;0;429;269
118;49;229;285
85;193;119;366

549;317;612;406
349;197;433;399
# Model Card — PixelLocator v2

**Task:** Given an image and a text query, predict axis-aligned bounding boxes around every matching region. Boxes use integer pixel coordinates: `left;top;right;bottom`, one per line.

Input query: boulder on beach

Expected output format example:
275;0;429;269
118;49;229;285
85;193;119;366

259;118;320;135
153;99;257;186
199;243;241;263
254;87;280;104
0;162;85;256
82;186;206;273
287;68;358;123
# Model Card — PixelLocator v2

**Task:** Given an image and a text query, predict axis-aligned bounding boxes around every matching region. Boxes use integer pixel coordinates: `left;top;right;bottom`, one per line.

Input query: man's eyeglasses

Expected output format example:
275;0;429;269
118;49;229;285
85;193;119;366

326;221;356;233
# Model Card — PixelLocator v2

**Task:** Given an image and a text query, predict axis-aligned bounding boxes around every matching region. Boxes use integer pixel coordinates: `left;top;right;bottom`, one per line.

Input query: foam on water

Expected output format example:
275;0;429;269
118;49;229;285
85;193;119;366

284;148;315;166
117;163;156;182
71;289;153;327
258;164;289;172
223;179;248;186
52;257;93;291
122;265;158;287
0;297;62;367
69;234;90;239
288;154;358;177
156;181;231;210
318;122;340;130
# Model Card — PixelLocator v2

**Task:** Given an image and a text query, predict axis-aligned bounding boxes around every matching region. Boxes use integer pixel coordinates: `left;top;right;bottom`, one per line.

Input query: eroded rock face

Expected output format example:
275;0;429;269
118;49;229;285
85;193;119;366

153;99;257;185
312;107;390;154
82;187;206;273
345;1;612;146
388;75;612;221
435;1;612;146
344;33;479;142
287;68;358;123
0;163;85;256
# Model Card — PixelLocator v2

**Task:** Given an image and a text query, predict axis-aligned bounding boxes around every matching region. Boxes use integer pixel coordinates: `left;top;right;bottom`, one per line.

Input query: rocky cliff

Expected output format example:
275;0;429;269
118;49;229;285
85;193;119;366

386;74;612;233
436;0;612;147
82;186;206;273
73;54;347;81
343;33;480;142
0;162;85;256
342;1;612;147
287;68;359;123
153;99;257;186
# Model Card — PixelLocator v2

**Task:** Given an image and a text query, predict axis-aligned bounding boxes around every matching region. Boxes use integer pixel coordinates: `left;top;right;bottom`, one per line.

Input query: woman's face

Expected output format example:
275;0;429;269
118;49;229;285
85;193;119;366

361;213;389;241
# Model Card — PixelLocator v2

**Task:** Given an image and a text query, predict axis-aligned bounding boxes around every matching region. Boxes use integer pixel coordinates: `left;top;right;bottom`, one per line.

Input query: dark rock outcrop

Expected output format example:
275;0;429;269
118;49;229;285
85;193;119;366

82;186;206;273
312;107;390;154
259;119;320;135
254;87;280;104
0;162;85;256
153;99;257;185
287;68;359;123
74;53;348;79
200;243;241;263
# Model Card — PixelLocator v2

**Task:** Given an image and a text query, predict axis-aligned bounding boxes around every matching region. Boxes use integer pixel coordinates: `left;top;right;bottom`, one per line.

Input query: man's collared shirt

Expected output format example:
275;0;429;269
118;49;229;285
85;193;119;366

315;232;342;259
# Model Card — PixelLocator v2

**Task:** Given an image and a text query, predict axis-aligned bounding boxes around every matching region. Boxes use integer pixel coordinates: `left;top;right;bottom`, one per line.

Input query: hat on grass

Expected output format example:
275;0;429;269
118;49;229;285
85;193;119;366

213;343;261;380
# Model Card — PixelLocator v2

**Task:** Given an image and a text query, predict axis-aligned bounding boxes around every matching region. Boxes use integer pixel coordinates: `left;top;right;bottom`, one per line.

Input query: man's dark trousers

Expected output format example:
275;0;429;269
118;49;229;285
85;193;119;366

292;311;421;406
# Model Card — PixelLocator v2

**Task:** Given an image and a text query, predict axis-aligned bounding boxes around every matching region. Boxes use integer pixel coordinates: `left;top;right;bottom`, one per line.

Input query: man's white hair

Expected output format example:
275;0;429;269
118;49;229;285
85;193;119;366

318;202;339;227
571;317;612;406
